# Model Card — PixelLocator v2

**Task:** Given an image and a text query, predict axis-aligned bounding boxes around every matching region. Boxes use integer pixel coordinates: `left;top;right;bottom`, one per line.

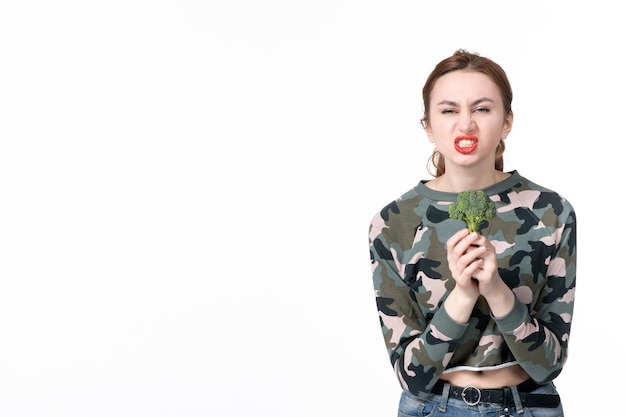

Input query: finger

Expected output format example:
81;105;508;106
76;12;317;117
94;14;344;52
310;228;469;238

451;261;481;289
466;258;485;277
454;232;481;257
447;228;470;250
454;246;486;277
462;231;483;246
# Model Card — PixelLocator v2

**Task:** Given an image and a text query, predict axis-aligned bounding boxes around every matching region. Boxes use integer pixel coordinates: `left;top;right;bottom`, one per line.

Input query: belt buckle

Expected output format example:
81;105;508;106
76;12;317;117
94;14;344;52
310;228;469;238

461;385;481;406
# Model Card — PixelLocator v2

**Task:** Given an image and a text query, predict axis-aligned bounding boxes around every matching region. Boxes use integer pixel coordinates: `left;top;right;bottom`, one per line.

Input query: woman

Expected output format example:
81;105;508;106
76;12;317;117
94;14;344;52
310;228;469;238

368;49;576;416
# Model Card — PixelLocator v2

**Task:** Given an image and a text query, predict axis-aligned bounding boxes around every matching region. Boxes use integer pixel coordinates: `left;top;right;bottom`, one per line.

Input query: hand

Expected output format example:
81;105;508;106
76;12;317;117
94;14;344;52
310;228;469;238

443;228;482;323
446;228;514;318
446;229;484;298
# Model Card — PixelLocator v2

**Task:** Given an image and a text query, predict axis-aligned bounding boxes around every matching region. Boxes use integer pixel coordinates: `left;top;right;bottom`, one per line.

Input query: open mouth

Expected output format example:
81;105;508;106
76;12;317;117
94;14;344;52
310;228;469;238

454;136;478;154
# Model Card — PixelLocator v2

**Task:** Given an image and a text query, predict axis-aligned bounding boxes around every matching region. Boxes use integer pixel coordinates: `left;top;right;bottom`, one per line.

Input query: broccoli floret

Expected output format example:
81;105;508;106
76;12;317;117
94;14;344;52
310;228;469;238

448;189;496;233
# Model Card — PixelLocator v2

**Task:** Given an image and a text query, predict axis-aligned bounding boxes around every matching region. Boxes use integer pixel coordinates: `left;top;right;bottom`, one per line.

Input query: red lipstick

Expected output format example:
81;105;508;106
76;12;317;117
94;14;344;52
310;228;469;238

454;135;478;154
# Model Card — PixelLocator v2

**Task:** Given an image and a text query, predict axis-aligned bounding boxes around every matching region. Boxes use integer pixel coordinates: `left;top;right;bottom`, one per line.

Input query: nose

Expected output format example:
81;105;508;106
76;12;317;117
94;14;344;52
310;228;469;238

457;111;476;133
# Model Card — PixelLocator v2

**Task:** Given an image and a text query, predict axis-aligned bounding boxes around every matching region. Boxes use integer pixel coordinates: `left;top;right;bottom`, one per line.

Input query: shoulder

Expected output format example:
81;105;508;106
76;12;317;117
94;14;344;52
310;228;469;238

502;173;575;217
368;183;433;240
369;181;447;220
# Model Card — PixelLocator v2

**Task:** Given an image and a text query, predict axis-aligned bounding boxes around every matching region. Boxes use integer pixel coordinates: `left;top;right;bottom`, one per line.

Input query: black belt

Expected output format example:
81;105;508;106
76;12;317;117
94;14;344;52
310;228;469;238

430;379;560;408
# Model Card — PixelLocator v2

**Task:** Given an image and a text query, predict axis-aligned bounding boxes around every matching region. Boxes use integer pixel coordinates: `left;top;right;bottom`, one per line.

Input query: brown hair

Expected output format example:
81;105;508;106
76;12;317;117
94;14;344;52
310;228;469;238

421;49;513;177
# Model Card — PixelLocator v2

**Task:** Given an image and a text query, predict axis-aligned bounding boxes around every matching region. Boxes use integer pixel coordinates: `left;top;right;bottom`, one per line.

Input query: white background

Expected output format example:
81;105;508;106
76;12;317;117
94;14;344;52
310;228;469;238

0;1;620;416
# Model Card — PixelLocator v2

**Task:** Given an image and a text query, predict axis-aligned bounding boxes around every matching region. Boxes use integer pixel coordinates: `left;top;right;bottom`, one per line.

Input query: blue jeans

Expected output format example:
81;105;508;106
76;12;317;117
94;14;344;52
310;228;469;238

398;382;564;417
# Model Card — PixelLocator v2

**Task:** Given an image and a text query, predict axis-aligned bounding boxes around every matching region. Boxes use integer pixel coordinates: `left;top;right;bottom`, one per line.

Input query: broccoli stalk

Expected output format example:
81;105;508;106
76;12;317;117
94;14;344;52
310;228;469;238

448;189;496;233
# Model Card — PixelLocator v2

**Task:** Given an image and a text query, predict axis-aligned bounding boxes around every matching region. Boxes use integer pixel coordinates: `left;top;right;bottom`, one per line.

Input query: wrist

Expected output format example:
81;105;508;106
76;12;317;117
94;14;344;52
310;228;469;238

445;288;479;324
484;283;515;318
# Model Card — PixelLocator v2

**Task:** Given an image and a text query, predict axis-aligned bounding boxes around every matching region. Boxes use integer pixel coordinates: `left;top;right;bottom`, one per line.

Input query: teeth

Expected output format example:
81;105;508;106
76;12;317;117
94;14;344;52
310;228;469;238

457;139;475;148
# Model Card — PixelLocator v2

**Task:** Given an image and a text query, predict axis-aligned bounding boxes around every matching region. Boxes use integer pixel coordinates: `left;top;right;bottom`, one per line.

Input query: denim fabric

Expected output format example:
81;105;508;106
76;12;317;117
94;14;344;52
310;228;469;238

397;382;564;417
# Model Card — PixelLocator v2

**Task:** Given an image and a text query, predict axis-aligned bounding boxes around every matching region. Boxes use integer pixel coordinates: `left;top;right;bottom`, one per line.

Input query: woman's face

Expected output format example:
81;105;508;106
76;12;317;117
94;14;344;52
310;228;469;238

425;70;513;171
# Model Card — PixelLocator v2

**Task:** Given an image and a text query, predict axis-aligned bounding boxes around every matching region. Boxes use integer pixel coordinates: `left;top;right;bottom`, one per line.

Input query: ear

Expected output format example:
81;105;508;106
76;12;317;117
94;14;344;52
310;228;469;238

422;120;435;142
501;111;514;140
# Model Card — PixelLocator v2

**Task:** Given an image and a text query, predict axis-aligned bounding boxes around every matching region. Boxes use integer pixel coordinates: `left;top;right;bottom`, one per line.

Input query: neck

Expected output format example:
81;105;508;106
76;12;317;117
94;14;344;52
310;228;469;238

429;169;508;193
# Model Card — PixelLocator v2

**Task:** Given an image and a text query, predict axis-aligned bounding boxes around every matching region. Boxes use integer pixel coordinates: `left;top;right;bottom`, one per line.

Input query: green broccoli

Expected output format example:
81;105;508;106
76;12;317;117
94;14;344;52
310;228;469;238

448;189;496;233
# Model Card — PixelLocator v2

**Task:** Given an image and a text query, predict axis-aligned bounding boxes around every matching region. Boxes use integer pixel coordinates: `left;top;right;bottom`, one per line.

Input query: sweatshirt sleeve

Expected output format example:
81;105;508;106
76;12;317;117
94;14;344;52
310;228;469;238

494;204;577;384
369;219;468;394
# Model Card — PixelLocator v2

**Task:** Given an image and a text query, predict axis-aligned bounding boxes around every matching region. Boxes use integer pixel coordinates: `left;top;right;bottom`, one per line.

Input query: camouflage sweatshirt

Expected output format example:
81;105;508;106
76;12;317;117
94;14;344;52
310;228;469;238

368;171;576;395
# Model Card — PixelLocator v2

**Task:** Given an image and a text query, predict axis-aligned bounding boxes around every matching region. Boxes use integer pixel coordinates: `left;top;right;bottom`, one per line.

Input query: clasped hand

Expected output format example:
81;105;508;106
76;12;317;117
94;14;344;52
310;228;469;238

446;228;500;298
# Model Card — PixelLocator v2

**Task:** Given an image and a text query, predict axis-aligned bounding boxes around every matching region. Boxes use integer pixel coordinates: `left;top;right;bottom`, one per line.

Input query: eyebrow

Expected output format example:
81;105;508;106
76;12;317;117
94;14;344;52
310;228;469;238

436;97;496;107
